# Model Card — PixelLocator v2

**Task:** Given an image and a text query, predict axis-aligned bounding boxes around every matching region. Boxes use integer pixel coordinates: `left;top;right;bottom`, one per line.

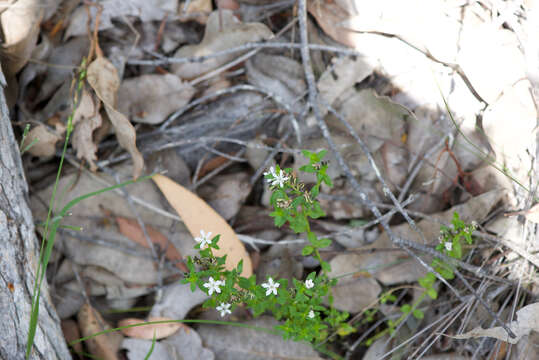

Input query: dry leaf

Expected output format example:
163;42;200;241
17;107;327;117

452;302;539;344
179;0;213;23
72;89;102;171
115;215;188;272
64;0;178;39
22;124;62;158
118;74;195;125
119;316;183;340
152;174;253;276
0;0;43;75
61;319;83;358
87;56;144;179
78;303;123;360
171;10;273;79
505;203;539;224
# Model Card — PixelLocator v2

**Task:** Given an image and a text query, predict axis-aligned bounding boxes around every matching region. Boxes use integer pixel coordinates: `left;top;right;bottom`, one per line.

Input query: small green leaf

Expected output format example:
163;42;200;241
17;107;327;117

316;238;332;248
400;304;411;313
302;245;314;256
427;288;438;299
412;309;424;319
321;261;331;273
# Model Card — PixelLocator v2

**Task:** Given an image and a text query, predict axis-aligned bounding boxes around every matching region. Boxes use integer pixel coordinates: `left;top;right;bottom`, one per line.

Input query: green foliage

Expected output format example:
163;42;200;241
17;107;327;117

366;212;477;346
182;151;353;344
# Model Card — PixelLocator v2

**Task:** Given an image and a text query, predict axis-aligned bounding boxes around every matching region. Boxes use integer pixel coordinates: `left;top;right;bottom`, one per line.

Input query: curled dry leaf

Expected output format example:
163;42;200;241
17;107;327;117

152;174;253;276
118;316;184;340
87;57;144;179
118;74;195;125
452;302;539;344
0;0;43;75
171;10;273;79
114;215;189;272
77;303;123;360
72;89;102;171
179;0;213;23
22;124;62;158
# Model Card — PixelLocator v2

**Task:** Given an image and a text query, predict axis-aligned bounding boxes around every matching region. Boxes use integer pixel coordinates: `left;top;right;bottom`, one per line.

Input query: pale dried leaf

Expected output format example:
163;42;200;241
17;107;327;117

22;124;62;158
505;203;539;224
87;57;144;179
452;303;539;344
115;215;188;272
78;303;123;360
64;0;178;39
179;0;213;23
171;10;273;79
72;90;102;171
0;0;43;74
118;316;183;340
152;174;253;276
118;74;195;125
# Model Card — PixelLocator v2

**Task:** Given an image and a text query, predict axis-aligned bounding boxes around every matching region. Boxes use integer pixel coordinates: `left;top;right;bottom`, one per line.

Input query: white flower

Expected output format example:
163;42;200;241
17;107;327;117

195;230;212;249
203;277;224;295
216;303;232;317
444;242;453;251
261;277;280;296
264;167;277;177
270;168;289;188
264;166;289;188
308;310;315;319
305;279;314;289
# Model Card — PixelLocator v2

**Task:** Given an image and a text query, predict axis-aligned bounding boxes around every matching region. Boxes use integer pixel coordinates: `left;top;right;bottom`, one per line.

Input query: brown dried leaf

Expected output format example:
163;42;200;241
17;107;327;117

152;174;253;276
119;316;184;340
61;319;83;358
171;10;273;79
72;90;102;171
118;74;195;125
115;215;188;272
87;57;144;179
22;124;62;158
77;303;123;360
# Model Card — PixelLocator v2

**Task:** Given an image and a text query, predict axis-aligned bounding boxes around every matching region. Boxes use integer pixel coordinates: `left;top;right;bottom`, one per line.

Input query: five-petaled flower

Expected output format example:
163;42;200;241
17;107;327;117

444;241;452;251
305;279;314;289
216;303;232;317
203;277;224;295
308;310;315;319
264;166;289;188
261;277;280;296
195;230;212;249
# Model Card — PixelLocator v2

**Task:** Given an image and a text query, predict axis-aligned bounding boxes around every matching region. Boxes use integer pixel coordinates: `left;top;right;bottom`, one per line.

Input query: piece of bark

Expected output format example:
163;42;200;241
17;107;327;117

0;65;70;359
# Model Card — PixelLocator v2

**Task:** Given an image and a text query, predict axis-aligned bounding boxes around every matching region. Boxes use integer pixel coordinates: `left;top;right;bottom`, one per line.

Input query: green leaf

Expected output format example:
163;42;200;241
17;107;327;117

290;216;308;233
316;149;328;160
321;261;331;273
412;309;424;319
236;259;243;274
309;202;325;219
302;245;314;256
316;238;332;248
400;304;411;313
299;165;316;173
427;288;438;299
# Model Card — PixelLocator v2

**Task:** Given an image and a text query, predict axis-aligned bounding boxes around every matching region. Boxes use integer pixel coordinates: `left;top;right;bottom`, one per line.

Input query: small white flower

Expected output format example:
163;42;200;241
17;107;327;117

216;303;232;317
203;277;224;295
264;166;277;177
305;279;314;289
195;230;212;249
308;310;315;319
444;242;453;251
270;168;289;188
261;277;280;296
